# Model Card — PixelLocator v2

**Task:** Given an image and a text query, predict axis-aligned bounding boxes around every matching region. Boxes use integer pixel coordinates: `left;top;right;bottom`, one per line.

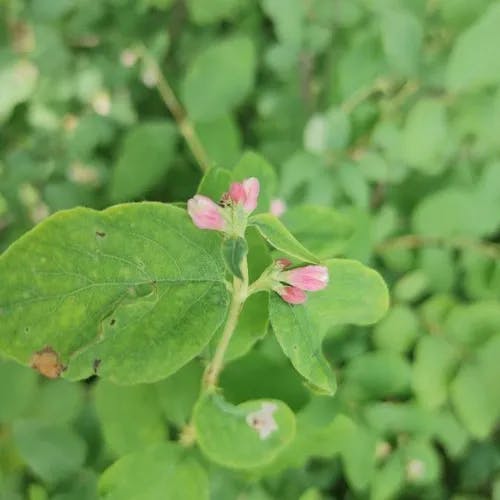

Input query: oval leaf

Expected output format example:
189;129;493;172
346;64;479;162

250;213;320;264
0;203;229;384
193;393;296;468
269;259;389;394
99;443;209;500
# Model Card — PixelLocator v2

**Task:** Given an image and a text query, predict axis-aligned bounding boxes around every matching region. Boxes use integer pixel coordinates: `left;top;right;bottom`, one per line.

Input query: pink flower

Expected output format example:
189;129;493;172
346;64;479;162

187;194;226;231
228;177;260;213
270;198;287;217
282;265;329;291
278;286;307;305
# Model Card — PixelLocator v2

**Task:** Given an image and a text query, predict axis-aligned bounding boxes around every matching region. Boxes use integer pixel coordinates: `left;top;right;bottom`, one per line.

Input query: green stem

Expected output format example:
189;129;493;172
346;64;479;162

139;46;211;173
203;257;249;389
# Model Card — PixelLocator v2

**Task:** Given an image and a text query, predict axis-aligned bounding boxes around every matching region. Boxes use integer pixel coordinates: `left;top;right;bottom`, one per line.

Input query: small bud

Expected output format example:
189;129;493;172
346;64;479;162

187;194;226;231
406;459;425;482
227;177;260;213
120;49;138;68
282;265;329;292
275;258;292;270
91;91;111;116
141;67;158;88
270;198;287;217
246;402;278;440
277;285;307;305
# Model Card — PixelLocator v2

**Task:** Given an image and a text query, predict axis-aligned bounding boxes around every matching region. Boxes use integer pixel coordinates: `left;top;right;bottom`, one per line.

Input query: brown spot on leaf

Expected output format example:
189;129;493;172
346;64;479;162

30;346;65;379
96;231;106;238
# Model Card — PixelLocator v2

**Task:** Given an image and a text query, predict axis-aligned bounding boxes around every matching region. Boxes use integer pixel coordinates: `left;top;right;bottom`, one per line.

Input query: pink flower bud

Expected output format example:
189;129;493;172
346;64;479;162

278;286;307;305
283;265;329;291
270;198;287;217
275;258;292;269
187;194;226;231
228;177;260;213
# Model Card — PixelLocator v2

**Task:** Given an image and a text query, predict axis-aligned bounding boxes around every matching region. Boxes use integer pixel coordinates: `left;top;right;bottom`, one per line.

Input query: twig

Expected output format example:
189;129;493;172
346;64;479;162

140;46;211;173
376;234;500;260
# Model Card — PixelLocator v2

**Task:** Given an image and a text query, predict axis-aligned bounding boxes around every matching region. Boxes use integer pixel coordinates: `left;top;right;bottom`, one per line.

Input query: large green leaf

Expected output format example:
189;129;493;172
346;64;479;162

269;293;336;395
109;122;177;202
193;393;296;468
99;443;209;500
182;36;256;121
269;259;389;394
0;203;229;384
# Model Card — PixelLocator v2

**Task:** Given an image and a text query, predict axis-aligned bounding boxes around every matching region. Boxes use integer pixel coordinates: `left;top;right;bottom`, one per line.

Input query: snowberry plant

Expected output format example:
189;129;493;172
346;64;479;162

0;161;389;488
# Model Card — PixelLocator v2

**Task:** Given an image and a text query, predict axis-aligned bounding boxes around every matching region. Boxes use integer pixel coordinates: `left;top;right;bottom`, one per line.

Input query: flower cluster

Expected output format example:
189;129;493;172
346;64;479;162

187;177;329;305
272;259;329;304
187;178;259;235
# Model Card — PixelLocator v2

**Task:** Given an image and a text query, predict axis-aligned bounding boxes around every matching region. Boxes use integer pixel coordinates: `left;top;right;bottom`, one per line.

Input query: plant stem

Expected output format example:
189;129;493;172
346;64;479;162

140;47;211;173
203;257;249;389
376;234;500;259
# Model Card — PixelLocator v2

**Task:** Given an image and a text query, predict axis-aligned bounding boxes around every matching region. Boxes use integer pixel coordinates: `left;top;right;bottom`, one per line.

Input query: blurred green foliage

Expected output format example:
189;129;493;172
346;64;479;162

0;0;499;499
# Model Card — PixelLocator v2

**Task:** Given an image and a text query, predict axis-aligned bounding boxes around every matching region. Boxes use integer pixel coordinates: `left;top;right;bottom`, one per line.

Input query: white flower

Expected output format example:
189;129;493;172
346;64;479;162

246;402;278;440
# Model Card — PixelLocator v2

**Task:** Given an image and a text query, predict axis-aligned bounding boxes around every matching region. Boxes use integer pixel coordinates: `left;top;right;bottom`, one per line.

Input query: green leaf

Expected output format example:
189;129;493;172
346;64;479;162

447;3;500;92
154;361;203;428
220;351;309;411
0;60;39;123
182;37;256;121
232;151;278;214
186;0;243;24
0;360;38;423
305;259;390;331
109;122;177;202
371;453;404;500
94;380;165;456
222;237;248;279
32;378;84;425
250;213;320;263
0;203;229;384
450;361;498;439
373;305;420;354
304;108;351;154
345;352;411;400
401;439;441;485
220;293;269;362
379;7;422;76
197;167;232;201
412;335;458;410
269;259;389;394
193;393;296;468
99;443;209;500
402;99;449;174
340;425;377;490
13;420;87;484
195;114;242;168
269;293;336;395
281;205;354;259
